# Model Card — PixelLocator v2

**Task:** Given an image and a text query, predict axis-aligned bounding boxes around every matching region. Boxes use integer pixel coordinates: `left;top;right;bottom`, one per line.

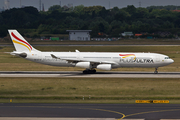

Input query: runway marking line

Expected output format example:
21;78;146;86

123;109;180;119
78;108;126;120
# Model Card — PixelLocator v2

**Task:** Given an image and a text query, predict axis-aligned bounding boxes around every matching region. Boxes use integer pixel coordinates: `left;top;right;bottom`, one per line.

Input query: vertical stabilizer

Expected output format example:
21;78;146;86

8;30;39;52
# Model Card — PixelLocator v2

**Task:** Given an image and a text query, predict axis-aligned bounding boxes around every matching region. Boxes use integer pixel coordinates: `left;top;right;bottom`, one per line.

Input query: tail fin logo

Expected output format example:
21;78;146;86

11;32;32;52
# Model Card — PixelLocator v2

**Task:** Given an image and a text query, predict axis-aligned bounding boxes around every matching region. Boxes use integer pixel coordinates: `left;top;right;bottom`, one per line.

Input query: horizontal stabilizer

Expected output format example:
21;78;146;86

10;51;27;58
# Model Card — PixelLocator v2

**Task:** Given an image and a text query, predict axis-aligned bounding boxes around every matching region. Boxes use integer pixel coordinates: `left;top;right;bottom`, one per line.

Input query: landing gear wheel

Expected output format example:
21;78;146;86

92;69;96;74
154;68;158;74
83;69;96;74
83;70;88;74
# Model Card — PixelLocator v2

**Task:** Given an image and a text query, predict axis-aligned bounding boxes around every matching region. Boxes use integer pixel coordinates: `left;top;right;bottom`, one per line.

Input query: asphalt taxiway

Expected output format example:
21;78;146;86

0;71;180;78
0;103;180;120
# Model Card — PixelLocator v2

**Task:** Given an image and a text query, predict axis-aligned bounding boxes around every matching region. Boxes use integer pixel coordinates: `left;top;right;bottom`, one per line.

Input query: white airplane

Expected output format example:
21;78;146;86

8;30;174;74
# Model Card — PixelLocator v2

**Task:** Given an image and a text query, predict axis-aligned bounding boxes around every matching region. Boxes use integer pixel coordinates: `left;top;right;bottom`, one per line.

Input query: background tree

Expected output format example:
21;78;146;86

0;5;180;38
73;5;84;15
48;5;62;11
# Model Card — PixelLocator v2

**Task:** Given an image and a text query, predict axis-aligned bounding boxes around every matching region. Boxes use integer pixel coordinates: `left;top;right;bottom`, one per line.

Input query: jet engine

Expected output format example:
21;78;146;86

96;64;112;71
76;62;91;69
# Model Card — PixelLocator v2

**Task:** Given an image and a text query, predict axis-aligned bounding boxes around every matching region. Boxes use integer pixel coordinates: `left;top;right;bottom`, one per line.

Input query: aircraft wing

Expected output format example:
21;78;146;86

51;54;118;65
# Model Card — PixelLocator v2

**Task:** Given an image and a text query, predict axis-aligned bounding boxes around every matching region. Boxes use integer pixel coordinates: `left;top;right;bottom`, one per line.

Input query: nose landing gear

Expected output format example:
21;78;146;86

154;68;158;74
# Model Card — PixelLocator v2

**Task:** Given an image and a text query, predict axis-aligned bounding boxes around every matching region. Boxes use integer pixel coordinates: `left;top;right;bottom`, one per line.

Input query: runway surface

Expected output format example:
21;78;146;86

0;71;180;78
0;103;180;120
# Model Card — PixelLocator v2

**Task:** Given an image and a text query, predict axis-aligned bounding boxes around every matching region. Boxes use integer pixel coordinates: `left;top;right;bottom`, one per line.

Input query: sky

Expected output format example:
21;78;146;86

1;0;180;10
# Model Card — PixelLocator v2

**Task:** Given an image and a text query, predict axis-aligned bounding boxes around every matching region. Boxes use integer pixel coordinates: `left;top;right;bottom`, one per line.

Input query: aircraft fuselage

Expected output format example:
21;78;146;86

24;51;174;68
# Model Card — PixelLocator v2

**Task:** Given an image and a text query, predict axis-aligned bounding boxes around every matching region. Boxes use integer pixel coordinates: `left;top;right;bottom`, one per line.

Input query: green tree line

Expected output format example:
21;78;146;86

0;5;180;38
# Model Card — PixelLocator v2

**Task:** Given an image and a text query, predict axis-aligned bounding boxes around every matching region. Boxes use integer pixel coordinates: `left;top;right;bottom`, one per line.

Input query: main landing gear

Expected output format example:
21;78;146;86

154;67;158;74
83;69;96;74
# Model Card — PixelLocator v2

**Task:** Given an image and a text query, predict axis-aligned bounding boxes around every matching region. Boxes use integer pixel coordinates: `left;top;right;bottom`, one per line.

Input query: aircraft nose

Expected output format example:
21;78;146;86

170;59;174;63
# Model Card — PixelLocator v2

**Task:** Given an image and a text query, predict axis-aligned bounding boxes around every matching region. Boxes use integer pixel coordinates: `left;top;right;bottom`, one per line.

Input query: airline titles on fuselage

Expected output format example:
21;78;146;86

119;54;154;64
119;58;154;63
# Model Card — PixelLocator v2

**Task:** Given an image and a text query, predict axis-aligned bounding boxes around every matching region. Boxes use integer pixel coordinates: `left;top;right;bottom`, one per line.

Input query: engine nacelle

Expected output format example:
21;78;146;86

96;64;112;71
76;62;91;69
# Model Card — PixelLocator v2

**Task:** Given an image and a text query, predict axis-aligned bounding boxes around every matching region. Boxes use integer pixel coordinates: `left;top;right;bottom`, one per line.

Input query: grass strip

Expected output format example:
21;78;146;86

0;96;180;100
2;39;180;45
0;77;180;103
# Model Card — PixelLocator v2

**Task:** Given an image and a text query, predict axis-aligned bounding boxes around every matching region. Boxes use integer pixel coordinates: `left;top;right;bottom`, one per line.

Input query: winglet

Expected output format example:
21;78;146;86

75;50;80;52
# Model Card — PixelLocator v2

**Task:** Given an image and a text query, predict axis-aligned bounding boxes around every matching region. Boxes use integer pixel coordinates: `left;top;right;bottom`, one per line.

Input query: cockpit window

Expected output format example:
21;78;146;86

165;57;170;59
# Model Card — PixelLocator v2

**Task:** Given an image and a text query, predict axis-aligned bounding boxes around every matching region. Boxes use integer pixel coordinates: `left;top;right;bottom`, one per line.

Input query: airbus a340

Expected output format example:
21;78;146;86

8;30;174;74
